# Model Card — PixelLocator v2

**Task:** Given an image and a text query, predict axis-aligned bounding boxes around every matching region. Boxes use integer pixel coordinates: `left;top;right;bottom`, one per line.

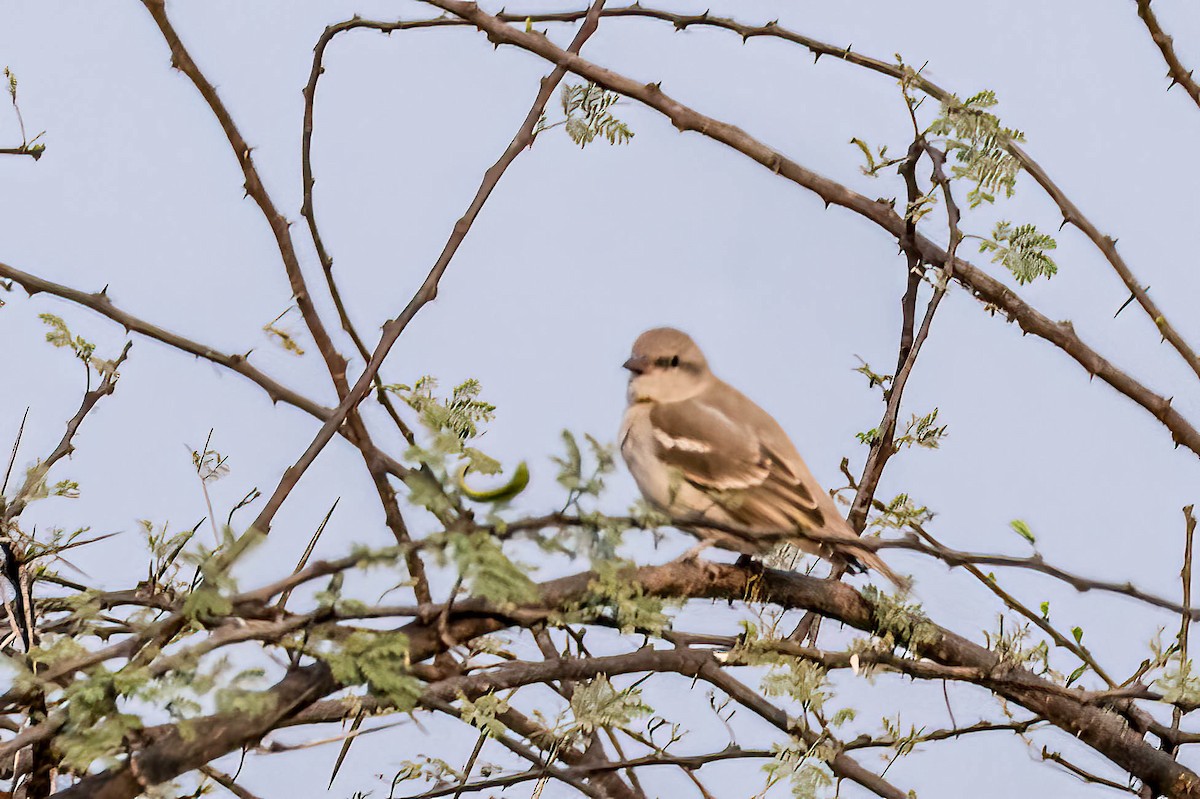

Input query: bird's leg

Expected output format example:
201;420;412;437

673;540;714;564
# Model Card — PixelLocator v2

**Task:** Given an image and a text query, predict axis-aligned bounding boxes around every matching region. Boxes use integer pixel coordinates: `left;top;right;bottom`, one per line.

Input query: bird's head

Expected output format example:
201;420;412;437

623;327;713;404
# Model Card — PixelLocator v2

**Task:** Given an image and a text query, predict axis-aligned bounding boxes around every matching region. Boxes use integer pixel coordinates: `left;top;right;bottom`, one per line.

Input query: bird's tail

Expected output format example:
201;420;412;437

841;547;911;592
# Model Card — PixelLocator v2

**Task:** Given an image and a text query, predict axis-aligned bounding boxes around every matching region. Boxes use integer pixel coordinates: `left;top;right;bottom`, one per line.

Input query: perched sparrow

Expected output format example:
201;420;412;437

619;327;906;587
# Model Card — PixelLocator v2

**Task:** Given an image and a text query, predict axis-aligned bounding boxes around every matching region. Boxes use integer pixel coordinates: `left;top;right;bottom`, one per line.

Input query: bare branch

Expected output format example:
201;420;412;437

1135;0;1200;110
246;0;609;535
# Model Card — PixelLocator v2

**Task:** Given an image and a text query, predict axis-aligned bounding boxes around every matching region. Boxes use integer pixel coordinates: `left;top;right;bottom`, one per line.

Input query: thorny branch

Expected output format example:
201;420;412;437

497;3;1200;388
1135;0;1200;111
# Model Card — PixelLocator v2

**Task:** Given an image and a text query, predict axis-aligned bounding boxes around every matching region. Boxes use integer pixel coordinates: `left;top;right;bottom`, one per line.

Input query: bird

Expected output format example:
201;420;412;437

618;327;907;587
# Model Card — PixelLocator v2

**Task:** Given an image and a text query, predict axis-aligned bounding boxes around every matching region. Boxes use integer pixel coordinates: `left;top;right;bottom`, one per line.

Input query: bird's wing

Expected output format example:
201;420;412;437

648;398;825;532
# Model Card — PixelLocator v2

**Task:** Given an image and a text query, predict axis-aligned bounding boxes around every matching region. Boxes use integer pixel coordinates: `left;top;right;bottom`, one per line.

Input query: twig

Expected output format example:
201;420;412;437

1135;0;1200;110
1174;505;1197;737
915;524;1116;687
138;0;349;394
245;0;609;536
450;731;487;799
0;145;42;160
278;498;339;612
199;765;264;799
1040;747;1137;794
698;661;909;799
301;17;462;448
848;138;945;532
399;746;772;799
326;707;364;787
1;407;28;495
3;342;132;523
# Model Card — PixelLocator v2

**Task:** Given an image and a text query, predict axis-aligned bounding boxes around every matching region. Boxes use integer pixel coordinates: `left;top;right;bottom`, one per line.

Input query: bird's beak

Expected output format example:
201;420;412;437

623;355;650;375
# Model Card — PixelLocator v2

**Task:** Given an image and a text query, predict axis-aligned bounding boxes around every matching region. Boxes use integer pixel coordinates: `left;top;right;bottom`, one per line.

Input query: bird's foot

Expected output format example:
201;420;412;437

734;553;765;574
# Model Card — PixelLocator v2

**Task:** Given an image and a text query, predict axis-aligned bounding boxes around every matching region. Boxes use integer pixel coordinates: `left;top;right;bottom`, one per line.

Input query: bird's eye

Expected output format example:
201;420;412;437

669;355;680;367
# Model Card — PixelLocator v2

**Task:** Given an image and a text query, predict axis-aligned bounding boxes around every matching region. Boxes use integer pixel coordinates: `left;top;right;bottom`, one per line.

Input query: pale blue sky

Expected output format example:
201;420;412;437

2;1;1200;797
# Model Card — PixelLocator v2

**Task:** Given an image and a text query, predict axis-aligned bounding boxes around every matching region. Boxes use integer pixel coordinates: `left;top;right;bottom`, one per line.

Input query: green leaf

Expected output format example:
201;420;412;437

980;220;1058;284
555;430;583;490
321;631;422;710
39;313;96;363
896;408;948;449
1009;519;1036;544
559;82;634;148
556;559;673;634
1066;663;1088;687
1071;626;1084;645
761;658;829;712
458;692;510;738
445;530;538;607
928;89;1024;207
569;675;651;733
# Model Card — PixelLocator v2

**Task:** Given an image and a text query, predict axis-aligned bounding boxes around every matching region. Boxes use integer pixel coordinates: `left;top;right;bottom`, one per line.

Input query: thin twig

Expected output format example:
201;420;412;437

245;0;609;536
1174;505;1196;738
1;407;28;495
199;765;264;799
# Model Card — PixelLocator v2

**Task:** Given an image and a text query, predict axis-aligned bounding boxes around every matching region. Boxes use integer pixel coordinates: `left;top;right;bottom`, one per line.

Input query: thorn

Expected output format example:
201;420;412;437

100;284;109;296
813;51;822;64
1059;216;1069;231
1113;292;1137;318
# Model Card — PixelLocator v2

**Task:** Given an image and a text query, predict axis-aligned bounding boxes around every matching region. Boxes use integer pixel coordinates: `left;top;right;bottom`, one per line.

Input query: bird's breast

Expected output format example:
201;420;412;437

620;404;675;511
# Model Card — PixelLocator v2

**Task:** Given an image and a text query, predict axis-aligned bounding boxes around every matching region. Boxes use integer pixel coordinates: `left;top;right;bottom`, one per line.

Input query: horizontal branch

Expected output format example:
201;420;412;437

38;558;1200;798
0;260;412;482
0;145;41;160
398;746;772;799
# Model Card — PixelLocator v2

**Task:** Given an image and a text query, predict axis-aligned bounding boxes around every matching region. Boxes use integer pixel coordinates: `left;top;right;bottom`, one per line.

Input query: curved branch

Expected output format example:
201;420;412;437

499;3;1200;386
245;0;606;536
424;0;1200;462
139;0;349;393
